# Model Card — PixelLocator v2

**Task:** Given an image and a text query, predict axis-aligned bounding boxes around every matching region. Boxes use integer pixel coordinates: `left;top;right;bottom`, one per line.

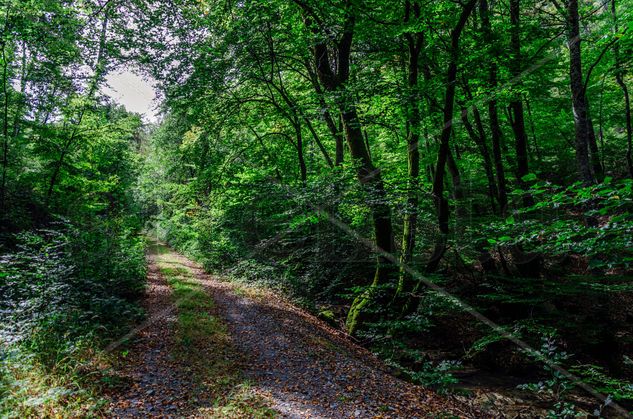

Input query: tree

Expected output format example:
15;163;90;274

479;0;509;214
563;0;597;184
508;0;534;206
397;0;423;297
611;0;633;178
426;0;477;273
298;1;396;332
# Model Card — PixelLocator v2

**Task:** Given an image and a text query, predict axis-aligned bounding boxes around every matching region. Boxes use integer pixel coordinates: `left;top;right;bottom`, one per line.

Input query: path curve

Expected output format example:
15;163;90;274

110;243;479;418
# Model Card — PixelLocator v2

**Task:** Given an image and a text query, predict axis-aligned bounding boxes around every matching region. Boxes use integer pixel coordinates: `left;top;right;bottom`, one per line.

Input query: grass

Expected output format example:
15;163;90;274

1;235;147;418
155;244;275;418
230;283;268;301
0;240;273;418
0;342;120;418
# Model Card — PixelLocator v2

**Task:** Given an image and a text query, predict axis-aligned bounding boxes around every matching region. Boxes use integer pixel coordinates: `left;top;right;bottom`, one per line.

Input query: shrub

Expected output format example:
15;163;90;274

0;218;146;416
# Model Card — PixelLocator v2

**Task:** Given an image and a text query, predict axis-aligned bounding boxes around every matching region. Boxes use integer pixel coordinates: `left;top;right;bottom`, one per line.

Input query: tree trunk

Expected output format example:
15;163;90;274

426;0;477;273
303;6;394;333
0;45;8;214
490;101;508;214
567;0;596;184
447;148;463;201
525;96;542;163
480;0;509;214
462;80;498;199
295;123;307;184
618;82;633;178
397;0;422;297
336;115;345;165
508;0;533;207
461;106;498;213
303;115;334;168
611;0;633;178
586;101;604;181
341;103;395;332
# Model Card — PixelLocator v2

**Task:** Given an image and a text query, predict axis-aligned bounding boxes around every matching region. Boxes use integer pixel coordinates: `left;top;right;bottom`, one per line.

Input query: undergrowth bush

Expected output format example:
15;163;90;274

149;170;375;304
0;217;146;416
486;178;633;271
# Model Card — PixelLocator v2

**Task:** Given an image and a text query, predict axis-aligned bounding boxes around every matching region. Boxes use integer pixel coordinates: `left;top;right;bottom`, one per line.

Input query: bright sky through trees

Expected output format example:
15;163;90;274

103;70;159;122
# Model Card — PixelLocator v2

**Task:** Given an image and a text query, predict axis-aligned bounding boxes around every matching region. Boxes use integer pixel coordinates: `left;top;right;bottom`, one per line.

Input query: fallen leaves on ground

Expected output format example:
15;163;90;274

107;242;480;418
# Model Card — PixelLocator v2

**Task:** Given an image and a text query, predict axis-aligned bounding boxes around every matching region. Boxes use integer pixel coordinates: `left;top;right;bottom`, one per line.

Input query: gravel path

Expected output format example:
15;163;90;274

108;243;479;418
108;248;205;417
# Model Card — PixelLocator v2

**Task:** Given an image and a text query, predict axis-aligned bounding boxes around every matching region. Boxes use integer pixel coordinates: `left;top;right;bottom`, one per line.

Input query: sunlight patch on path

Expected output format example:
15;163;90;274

152;242;275;418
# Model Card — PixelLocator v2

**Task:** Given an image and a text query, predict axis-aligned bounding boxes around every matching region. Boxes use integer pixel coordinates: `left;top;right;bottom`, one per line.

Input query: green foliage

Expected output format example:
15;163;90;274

408;360;462;393
0;218;146;416
570;364;633;402
0;3;147;412
3;0;633;415
1;222;144;350
0;347;111;418
517;334;633;417
486;179;633;271
517;334;583;418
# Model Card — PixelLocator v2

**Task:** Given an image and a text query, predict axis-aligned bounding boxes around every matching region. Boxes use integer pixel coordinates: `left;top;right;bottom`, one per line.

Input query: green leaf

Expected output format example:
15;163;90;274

521;173;538;182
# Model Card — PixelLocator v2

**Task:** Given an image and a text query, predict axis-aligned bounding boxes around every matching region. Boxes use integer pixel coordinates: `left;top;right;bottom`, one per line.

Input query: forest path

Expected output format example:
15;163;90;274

108;240;478;418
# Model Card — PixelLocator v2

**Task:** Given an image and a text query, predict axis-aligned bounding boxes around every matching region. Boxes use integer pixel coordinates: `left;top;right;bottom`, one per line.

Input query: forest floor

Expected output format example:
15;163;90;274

106;241;481;418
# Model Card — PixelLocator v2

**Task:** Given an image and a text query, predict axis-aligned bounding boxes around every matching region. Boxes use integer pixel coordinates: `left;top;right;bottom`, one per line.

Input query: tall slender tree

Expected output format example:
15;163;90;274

397;0;423;297
564;0;596;184
611;0;633;178
298;1;395;333
426;0;477;273
508;0;534;206
480;0;508;213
